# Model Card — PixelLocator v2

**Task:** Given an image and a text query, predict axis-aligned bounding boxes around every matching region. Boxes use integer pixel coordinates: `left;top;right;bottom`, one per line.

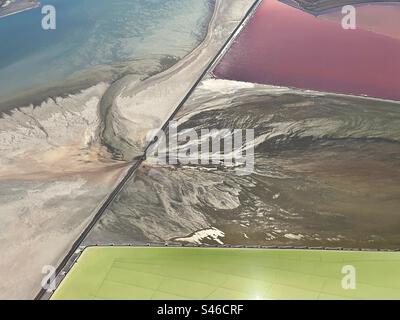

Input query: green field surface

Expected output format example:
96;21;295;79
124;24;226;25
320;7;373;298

51;247;400;300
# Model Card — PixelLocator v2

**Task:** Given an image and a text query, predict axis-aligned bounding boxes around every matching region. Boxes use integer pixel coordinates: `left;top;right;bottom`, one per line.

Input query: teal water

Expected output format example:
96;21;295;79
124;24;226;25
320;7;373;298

0;0;211;98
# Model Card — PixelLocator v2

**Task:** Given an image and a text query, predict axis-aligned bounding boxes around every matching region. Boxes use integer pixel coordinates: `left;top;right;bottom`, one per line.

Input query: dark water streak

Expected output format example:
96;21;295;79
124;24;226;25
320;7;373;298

85;83;400;249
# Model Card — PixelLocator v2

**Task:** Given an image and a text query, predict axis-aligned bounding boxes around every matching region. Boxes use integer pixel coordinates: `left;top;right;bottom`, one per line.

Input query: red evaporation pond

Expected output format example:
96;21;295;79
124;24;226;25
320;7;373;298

213;0;400;101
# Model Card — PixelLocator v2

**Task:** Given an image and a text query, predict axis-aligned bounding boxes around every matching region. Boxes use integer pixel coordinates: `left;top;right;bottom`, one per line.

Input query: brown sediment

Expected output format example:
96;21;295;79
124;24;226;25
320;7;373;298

103;0;258;159
0;55;178;114
0;0;257;299
85;78;400;251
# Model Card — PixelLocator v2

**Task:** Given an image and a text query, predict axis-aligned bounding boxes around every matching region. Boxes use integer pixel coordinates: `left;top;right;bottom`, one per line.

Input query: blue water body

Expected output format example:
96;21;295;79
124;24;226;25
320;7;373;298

0;0;211;97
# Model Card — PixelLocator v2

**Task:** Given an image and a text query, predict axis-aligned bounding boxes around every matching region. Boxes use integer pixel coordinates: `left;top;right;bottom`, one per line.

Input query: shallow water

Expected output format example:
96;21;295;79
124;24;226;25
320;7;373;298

0;0;212;100
85;79;400;249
